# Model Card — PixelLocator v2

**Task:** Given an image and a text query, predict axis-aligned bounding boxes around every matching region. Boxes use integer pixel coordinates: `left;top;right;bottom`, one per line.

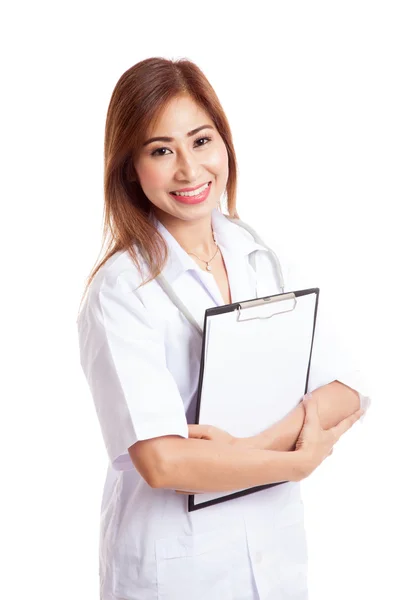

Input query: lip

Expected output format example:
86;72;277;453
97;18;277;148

171;181;210;193
169;181;212;205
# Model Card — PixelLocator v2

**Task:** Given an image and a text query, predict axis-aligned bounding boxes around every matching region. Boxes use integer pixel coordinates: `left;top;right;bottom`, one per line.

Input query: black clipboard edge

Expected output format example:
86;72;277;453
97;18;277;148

189;287;320;512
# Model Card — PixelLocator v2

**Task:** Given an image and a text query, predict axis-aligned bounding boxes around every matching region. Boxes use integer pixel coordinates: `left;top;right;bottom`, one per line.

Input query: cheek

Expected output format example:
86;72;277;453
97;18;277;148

206;143;229;175
138;163;168;191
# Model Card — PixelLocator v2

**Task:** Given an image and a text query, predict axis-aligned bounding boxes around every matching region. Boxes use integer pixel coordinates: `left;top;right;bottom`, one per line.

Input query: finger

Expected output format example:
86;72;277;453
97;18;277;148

187;424;212;439
330;408;364;441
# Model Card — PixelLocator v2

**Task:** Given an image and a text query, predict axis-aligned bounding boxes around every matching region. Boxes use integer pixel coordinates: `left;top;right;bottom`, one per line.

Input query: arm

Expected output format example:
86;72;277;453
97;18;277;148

130;394;363;493
129;435;305;492
241;380;361;451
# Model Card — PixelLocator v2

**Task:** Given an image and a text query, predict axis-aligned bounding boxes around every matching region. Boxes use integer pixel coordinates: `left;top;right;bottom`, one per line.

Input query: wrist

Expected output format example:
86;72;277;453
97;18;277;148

243;430;291;452
234;439;308;482
233;433;273;451
234;429;280;450
242;405;306;452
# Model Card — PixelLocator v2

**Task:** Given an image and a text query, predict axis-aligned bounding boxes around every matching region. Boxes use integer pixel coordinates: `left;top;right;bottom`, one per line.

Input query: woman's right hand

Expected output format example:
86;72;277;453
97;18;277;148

295;392;364;479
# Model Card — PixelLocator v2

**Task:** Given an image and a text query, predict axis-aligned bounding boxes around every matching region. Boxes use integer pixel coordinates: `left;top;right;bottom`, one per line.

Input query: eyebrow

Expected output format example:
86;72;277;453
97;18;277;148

143;124;215;147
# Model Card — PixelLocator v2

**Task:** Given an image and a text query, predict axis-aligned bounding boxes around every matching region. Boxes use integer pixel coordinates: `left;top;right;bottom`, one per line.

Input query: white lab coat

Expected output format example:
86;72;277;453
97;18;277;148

77;208;371;600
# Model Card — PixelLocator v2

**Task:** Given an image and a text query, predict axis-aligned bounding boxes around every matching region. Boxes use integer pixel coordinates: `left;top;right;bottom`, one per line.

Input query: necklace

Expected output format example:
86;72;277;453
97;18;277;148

187;230;219;272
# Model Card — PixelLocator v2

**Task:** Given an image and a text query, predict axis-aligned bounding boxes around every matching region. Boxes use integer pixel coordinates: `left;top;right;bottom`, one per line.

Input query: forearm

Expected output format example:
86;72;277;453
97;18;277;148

151;436;304;492
242;380;360;451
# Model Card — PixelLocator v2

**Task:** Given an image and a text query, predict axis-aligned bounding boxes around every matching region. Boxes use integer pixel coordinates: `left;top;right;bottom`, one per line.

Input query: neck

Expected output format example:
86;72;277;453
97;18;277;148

154;209;217;256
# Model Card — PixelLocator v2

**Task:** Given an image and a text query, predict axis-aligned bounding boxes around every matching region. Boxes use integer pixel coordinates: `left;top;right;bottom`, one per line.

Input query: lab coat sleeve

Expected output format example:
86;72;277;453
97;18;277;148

283;253;372;421
77;272;189;471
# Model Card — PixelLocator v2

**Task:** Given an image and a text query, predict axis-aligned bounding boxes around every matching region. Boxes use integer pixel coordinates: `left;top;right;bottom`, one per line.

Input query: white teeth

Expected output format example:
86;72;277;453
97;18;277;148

173;182;210;197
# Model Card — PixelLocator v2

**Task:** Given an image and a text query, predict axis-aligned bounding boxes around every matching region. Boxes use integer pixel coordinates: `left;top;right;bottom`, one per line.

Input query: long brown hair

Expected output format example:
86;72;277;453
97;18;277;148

78;57;240;314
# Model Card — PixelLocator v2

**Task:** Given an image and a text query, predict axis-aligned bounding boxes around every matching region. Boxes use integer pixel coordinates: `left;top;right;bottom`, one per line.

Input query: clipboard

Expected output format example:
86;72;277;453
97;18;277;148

189;287;319;512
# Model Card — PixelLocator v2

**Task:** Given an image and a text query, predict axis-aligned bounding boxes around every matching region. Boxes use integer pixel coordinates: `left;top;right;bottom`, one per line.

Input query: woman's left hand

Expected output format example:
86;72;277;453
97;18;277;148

175;424;239;495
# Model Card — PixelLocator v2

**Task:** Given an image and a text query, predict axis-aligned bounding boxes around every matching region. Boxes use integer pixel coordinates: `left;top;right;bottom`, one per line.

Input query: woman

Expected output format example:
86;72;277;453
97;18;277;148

77;57;370;600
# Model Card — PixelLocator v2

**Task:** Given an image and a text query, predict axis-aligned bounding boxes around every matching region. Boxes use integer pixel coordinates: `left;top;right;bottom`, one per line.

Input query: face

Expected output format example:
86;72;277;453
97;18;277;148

133;95;229;225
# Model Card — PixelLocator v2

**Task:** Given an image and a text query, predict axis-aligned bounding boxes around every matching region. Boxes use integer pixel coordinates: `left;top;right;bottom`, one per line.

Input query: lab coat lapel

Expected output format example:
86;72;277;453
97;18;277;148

211;209;269;302
153;208;272;331
154;219;222;331
173;270;222;331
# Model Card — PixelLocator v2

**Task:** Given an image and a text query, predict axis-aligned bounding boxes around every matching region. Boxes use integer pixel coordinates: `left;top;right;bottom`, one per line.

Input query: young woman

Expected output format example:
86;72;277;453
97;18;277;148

77;57;370;600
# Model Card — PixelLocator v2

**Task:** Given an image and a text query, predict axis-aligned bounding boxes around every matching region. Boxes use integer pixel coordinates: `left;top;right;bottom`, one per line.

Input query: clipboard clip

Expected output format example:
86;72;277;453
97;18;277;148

237;292;297;322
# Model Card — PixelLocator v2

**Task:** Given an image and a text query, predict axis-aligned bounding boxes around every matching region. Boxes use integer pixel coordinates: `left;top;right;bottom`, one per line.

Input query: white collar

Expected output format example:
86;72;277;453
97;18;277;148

153;208;268;284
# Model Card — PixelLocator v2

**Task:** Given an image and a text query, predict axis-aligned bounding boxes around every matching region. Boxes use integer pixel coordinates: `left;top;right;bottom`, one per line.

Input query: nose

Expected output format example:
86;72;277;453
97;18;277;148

174;147;201;182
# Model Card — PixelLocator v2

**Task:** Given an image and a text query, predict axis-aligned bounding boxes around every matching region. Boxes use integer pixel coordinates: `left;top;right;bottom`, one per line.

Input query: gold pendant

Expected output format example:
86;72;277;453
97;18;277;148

206;264;212;271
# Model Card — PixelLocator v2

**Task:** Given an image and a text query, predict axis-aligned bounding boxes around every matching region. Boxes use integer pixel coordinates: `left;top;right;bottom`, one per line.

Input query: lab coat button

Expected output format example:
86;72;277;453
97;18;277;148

255;551;263;564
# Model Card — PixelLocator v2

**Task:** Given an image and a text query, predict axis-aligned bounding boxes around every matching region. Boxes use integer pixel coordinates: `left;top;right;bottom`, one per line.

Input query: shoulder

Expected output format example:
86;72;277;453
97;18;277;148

77;247;151;326
98;247;149;289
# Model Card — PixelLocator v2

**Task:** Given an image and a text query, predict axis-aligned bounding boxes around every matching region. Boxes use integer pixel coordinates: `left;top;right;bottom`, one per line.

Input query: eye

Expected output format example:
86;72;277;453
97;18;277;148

150;136;212;157
150;147;170;157
195;136;212;147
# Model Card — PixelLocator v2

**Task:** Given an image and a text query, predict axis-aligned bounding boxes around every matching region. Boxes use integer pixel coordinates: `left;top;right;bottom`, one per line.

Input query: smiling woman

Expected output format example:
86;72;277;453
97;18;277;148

76;56;369;600
77;59;239;309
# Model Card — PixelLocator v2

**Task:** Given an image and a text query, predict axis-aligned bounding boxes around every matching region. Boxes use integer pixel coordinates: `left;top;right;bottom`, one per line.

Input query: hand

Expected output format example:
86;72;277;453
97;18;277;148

295;392;364;479
186;423;238;446
175;424;238;495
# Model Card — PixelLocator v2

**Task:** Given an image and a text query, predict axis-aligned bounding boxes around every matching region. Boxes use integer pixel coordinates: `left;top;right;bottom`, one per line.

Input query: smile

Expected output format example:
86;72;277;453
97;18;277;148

171;182;210;197
169;182;212;205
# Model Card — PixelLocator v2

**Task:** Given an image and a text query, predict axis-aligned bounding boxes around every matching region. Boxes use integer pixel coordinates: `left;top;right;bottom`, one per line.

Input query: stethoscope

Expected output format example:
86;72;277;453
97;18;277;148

155;217;286;337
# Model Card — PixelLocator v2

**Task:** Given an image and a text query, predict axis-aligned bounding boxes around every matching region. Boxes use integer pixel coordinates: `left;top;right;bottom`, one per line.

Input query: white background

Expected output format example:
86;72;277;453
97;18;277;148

2;1;399;598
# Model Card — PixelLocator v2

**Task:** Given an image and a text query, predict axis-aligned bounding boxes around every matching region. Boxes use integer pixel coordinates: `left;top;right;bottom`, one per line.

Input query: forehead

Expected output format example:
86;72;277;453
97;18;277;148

148;95;212;135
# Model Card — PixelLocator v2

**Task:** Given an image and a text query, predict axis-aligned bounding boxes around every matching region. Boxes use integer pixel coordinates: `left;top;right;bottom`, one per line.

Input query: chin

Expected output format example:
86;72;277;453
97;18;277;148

152;196;219;223
175;200;218;220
